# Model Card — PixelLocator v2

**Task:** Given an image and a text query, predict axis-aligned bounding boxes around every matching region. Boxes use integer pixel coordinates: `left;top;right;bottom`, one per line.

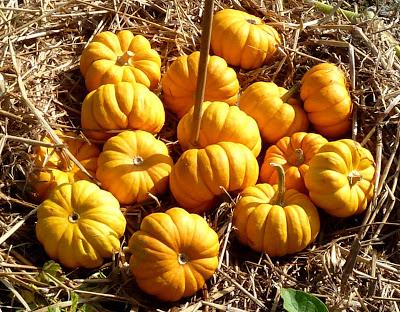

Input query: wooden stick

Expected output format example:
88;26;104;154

191;0;214;146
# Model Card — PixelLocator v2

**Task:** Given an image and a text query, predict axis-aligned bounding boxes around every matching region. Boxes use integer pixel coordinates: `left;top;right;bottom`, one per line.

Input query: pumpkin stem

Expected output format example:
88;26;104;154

68;212;80;223
178;253;189;265
293;148;305;166
270;162;286;206
132;156;144;165
191;0;215;147
246;19;258;25
348;170;362;186
116;50;135;66
280;82;300;102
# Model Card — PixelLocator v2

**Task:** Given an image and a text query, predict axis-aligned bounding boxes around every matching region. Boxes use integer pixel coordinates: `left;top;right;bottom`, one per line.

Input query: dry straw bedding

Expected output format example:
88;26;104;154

0;0;399;311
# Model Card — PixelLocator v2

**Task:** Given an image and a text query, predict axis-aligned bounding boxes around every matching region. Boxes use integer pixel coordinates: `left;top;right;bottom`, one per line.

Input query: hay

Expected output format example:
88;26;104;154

0;0;399;311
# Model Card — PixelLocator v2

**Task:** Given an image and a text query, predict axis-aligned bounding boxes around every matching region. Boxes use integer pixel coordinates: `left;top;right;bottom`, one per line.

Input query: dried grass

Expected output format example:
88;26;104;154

0;0;399;311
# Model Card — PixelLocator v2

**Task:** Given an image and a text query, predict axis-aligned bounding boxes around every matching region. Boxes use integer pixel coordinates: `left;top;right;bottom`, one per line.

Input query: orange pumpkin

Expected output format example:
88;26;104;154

260;132;328;193
177;101;262;156
128;207;219;301
161;51;240;117
80;30;161;91
239;82;309;144
300;63;352;138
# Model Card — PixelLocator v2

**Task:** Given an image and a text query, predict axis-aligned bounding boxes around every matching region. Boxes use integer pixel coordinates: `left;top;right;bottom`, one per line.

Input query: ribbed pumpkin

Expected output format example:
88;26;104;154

300;63;352;138
96;130;173;205
240;82;309;144
211;9;281;69
233;164;320;256
36;180;126;268
81;82;165;140
80;30;161;91
161;51;240;117
177;101;262;156
305;139;375;217
170;142;259;214
260;132;328;193
128;207;219;301
31;131;100;200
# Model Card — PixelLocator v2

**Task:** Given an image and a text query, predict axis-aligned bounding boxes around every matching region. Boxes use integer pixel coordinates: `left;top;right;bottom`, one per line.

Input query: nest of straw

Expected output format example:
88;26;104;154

0;0;399;311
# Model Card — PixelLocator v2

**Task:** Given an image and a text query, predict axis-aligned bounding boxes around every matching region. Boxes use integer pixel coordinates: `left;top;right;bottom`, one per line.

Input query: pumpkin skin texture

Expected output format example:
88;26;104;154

260;132;328;193
233;183;320;256
211;9;281;69
128;207;219;302
161;51;240;117
30;169;71;201
96;130;174;205
304;139;375;217
169;142;259;214
177;101;262;156
36;180;126;269
240;82;309;144
80;30;161;91
300;63;352;138
81;82;165;140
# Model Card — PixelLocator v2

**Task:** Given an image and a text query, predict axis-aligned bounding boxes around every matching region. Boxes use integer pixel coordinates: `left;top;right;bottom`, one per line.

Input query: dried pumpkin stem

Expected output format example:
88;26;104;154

348;170;362;186
294;148;305;166
270;162;285;206
117;50;134;66
68;212;80;223
132;155;144;165
178;253;189;265
280;82;300;103
191;0;215;146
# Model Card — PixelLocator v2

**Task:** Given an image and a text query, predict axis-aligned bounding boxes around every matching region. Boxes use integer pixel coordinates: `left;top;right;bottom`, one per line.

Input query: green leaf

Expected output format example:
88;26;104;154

39;260;65;284
47;306;61;312
70;292;79;312
280;288;328;312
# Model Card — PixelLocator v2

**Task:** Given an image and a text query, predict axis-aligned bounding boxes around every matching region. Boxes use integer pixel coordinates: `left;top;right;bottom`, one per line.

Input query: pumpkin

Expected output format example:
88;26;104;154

233;163;320;256
80;30;161;91
128;207;219;301
36;180;126;268
96;130;173;205
81;82;165;140
177;101;262;156
239;82;309;144
170;142;259;214
260;132;328;193
300;63;352;138
161;51;240;117
304;139;375;217
31;131;100;200
211;9;281;69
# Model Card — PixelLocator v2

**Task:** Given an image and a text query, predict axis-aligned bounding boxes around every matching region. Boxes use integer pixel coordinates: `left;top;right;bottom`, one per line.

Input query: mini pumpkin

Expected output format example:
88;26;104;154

161;51;240;117
211;9;281;69
239;82;309;144
80;30;161;91
260;132;328;193
177;101;262;156
170;142;259;214
300;63;352;138
31;130;100;200
128;207;219;301
96;130;174;205
233;163;320;256
304;139;375;217
81;82;165;140
36;180;126;268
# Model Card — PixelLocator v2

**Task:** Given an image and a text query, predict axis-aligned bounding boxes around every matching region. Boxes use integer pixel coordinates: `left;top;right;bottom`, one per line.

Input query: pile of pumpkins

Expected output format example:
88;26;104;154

30;9;376;302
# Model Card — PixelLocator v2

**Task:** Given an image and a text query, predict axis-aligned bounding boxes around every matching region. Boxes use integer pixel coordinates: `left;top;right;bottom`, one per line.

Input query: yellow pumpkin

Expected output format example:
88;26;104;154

161;51;240;117
170;142;259;214
36;180;126;268
211;9;281;69
128;207;219;301
177;101;262;156
304;139;375;217
80;30;161;91
239;82;309;144
31;131;100;200
300;63;352;138
96;130;174;205
233;163;320;256
260;132;328;193
81;82;165;140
